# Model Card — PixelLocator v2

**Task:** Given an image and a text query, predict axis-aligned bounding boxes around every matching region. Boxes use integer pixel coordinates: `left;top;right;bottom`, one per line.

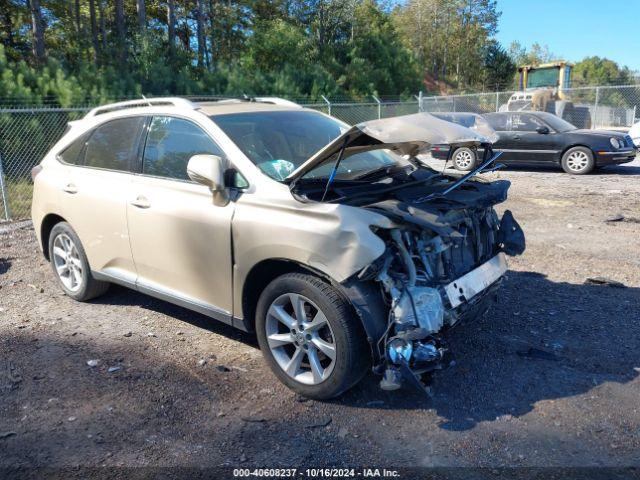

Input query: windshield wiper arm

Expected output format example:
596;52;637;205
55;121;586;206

411;151;504;204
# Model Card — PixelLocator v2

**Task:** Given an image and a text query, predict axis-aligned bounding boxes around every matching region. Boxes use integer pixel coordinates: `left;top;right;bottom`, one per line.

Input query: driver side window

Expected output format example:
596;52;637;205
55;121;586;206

510;114;545;132
143;116;224;181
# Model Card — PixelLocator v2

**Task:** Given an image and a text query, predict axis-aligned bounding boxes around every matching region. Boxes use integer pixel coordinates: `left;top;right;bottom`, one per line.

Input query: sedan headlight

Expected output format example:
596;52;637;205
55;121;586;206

610;137;621;149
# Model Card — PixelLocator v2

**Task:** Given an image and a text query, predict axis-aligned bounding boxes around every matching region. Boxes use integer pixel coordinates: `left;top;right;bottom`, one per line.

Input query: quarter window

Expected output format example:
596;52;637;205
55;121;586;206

58;133;88;165
83;117;145;171
142;116;224;181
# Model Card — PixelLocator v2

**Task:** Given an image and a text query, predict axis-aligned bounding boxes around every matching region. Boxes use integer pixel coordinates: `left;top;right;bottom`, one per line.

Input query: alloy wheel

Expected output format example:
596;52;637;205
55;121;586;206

566;151;590;172
52;233;83;292
265;293;336;385
454;150;474;169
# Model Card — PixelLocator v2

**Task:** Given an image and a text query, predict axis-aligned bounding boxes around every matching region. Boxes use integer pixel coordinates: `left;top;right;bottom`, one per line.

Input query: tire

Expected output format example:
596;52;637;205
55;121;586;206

561;146;595;175
255;273;370;400
451;147;477;171
48;222;109;301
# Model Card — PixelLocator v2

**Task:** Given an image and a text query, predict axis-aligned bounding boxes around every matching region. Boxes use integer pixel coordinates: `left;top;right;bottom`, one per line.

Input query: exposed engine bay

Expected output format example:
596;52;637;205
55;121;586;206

292;151;525;393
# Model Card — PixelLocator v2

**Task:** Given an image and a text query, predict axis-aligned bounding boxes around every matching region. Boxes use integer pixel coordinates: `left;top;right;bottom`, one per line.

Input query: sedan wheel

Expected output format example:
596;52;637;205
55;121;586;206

452;147;477;171
265;293;336;385
561;147;594;174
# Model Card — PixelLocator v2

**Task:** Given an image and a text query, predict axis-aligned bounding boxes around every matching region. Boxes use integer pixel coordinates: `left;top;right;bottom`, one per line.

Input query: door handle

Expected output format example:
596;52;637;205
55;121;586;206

512;135;521;140
62;183;78;194
130;196;151;209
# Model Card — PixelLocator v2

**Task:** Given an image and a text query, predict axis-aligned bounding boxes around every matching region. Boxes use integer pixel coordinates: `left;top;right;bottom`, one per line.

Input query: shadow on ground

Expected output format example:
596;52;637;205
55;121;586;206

87;268;640;433
338;270;640;430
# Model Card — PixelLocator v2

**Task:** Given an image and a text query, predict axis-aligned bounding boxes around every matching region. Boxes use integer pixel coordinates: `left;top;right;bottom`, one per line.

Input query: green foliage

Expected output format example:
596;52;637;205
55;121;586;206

572;56;634;87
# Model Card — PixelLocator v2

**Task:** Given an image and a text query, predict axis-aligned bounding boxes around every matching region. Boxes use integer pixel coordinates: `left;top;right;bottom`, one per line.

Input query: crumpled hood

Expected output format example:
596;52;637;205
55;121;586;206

285;112;495;182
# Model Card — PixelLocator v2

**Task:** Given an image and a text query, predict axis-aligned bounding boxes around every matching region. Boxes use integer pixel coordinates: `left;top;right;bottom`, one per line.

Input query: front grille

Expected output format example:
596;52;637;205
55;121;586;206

624;135;634;148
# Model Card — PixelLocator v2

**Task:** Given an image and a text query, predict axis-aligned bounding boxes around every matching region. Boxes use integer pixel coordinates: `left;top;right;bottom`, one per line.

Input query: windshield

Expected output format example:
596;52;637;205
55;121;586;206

211;110;408;181
535;112;577;132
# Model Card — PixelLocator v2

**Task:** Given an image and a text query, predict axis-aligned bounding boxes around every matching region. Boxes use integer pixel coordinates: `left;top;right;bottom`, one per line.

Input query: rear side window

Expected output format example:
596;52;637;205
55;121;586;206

485;114;509;131
510;113;545;132
58;133;88;165
84;117;145;171
142;116;224;181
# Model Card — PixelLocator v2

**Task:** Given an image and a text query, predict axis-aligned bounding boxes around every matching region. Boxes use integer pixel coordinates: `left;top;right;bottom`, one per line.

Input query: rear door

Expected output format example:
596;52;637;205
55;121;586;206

59;116;146;283
484;113;517;163
126;116;236;321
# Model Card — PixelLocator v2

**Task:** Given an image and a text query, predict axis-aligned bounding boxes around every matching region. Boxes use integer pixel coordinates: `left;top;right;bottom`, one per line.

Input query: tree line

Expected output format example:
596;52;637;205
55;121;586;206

0;0;636;106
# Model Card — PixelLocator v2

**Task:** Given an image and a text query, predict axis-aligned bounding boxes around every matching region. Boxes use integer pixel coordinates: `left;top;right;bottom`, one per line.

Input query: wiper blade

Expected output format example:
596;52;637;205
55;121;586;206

412;152;504;204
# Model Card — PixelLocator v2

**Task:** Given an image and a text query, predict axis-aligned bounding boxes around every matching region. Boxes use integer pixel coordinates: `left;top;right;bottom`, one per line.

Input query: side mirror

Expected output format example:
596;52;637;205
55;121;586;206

187;154;229;206
536;126;550;134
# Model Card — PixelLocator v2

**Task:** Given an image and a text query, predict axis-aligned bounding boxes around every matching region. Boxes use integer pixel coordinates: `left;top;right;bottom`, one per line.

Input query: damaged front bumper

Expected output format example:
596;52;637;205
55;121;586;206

349;197;525;394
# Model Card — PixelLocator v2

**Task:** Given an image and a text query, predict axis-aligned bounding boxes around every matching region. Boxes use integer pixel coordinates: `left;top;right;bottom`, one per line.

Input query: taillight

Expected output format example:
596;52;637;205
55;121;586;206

31;164;43;180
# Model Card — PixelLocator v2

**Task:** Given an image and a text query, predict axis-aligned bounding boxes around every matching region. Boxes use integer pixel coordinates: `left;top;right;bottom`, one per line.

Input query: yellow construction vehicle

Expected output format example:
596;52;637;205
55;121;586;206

500;61;591;128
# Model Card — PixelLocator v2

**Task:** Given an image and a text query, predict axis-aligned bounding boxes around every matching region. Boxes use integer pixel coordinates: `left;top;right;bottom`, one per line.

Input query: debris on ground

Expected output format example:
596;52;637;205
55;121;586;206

86;360;99;367
605;214;625;222
585;277;626;288
306;417;332;428
107;366;121;373
516;347;561;361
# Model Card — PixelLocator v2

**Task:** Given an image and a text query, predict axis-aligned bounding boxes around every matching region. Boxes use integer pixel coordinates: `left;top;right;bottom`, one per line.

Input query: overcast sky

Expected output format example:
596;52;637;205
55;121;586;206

495;0;640;72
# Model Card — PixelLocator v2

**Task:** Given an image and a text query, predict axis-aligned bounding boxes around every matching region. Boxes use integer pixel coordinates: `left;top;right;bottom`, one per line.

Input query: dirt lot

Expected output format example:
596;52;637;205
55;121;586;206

1;158;639;471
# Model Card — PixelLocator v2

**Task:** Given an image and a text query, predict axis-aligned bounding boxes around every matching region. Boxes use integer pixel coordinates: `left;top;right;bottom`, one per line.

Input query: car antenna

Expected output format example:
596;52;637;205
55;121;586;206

320;137;350;202
141;94;152;107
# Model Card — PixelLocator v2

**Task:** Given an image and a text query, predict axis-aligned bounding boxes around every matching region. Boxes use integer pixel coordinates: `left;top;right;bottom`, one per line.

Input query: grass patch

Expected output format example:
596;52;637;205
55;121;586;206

0;178;33;220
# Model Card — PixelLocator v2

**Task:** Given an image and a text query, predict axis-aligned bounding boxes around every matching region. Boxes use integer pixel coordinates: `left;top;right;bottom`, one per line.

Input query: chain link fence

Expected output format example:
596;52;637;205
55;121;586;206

1;85;639;220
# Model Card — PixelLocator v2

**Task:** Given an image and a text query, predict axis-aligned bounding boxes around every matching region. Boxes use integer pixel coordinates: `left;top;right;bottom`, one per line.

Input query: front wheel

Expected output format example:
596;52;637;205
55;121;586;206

561;147;595;174
255;273;370;400
451;147;477;171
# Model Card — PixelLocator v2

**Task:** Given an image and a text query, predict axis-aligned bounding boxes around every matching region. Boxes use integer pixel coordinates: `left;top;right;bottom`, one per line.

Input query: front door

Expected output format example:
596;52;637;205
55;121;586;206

127;116;235;321
506;113;559;163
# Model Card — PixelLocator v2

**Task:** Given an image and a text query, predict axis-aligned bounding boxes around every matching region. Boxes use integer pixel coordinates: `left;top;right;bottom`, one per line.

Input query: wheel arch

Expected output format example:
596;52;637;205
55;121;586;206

241;258;343;333
40;213;67;260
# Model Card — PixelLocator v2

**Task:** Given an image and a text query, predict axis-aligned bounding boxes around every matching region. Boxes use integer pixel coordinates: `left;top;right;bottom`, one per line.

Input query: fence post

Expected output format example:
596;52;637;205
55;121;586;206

418;91;423;112
593;86;600;129
372;95;382;119
496;91;500;112
0;153;11;221
321;95;331;116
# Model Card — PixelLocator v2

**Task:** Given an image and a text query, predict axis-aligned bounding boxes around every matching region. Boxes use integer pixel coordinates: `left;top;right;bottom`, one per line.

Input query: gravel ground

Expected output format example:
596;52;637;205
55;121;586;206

1;158;639;471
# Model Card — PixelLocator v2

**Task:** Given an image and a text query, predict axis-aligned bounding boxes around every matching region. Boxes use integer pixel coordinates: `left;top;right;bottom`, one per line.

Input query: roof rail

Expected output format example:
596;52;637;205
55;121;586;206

252;97;301;108
84;97;198;118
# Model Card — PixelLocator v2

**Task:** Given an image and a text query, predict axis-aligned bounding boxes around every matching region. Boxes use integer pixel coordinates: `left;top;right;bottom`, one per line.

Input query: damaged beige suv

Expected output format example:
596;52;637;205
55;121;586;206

32;97;524;399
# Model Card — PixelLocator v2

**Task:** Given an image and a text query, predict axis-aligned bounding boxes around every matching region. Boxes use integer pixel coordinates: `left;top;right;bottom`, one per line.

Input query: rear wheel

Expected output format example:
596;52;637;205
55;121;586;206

561;147;594;174
48;222;109;301
451;147;477;171
255;273;370;400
